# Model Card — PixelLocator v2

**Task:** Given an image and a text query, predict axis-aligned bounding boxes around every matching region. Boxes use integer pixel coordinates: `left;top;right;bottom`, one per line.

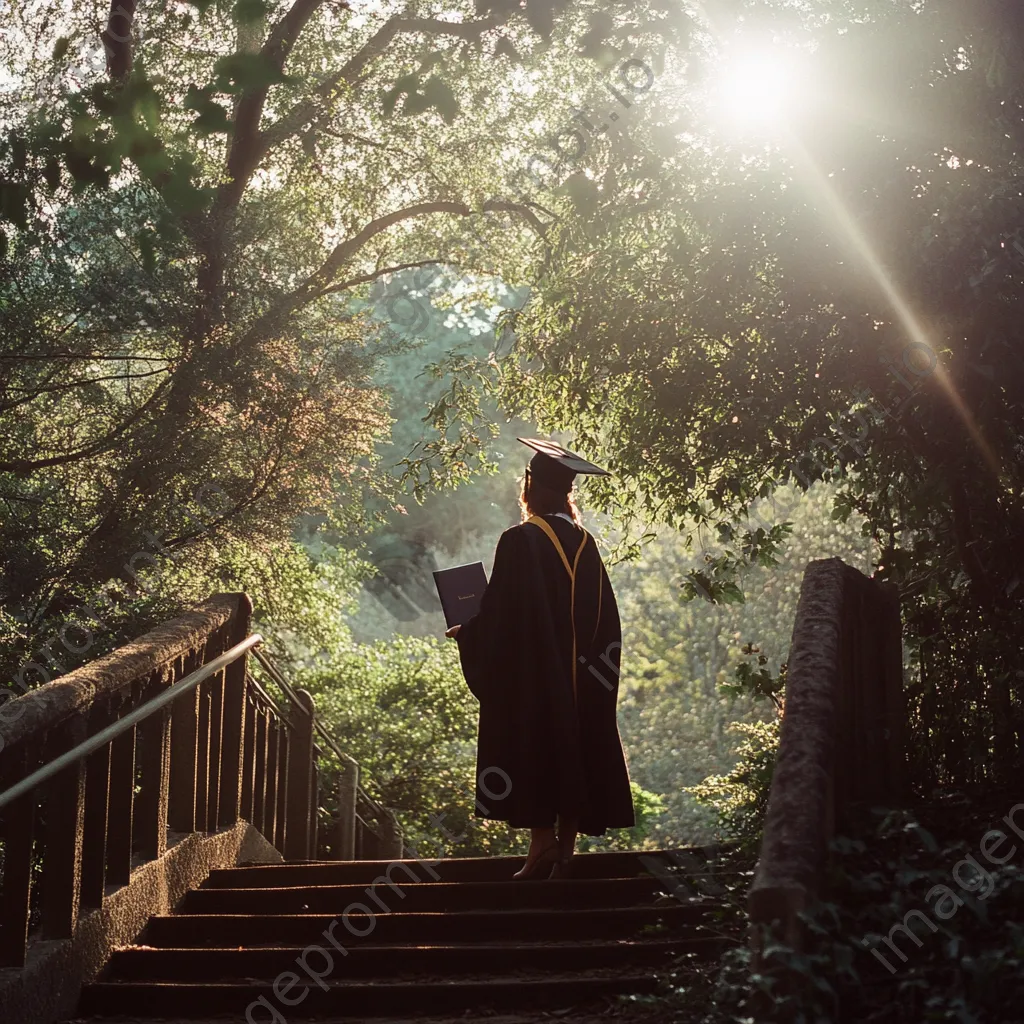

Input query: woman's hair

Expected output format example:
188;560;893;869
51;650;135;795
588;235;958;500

519;471;582;526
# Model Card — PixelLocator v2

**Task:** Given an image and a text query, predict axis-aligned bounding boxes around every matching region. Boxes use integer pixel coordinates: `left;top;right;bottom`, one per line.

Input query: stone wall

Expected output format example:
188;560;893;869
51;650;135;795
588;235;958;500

0;820;281;1024
0;594;243;754
748;558;905;942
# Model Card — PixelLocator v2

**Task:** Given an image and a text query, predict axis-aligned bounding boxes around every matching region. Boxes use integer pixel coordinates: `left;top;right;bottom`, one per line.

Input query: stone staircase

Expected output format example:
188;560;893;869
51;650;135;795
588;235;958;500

68;848;734;1021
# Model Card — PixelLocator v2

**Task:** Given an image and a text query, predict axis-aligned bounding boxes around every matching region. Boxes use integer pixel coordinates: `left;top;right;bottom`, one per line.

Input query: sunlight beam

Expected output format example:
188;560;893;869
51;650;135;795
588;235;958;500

784;133;1003;479
690;12;1004;479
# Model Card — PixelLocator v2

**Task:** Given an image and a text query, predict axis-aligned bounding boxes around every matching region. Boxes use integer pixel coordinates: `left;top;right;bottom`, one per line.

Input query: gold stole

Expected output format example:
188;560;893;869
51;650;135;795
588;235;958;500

526;516;590;704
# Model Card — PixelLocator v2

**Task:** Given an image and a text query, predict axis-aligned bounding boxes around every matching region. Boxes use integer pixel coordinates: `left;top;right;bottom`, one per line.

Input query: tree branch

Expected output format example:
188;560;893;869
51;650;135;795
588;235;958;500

0;379;170;474
226;198;547;358
238;15;497;200
224;0;326;208
101;0;137;80
481;199;549;238
0;367;169;414
314;259;448;299
313;201;475;288
309;201;549;299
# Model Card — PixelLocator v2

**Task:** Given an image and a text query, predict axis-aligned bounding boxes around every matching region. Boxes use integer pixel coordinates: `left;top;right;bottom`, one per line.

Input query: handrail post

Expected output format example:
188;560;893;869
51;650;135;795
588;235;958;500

378;807;404;860
335;760;358;860
80;702;113;909
241;692;257;824
42;718;87;940
135;672;172;861
219;596;253;827
105;708;136;887
284;690;315;860
169;681;199;834
205;664;225;830
196;686;212;832
309;764;318;858
0;746;34;967
254;705;270;839
274;726;290;853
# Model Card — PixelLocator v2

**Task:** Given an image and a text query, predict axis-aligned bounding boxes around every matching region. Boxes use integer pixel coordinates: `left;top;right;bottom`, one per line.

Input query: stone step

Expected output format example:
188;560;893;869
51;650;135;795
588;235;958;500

66;849;737;1023
67;1017;627;1024
205;846;723;888
142;903;720;947
102;936;724;982
181;876;672;914
79;974;661;1018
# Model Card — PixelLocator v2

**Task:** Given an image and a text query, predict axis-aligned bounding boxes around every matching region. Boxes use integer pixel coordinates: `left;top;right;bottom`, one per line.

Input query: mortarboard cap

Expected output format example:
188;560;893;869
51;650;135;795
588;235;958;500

517;437;611;492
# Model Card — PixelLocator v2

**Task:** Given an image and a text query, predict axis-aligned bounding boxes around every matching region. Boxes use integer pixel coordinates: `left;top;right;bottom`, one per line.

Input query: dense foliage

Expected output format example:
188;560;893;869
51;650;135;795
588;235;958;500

659;794;1024;1024
470;0;1024;788
0;0;684;679
614;481;872;843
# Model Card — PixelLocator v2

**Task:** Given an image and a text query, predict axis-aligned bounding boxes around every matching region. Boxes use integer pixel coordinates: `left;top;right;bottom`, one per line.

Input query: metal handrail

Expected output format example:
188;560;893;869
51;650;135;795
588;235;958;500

0;633;263;814
252;650;352;763
245;669;287;720
250;648;387;817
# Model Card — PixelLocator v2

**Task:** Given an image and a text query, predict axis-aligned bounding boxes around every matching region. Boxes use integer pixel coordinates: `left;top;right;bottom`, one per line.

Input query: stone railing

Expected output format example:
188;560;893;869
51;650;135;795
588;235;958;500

0;593;400;1024
748;558;906;944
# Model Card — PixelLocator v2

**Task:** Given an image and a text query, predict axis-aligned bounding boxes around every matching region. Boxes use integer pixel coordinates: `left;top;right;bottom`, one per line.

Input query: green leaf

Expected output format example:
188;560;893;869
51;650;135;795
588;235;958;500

52;36;71;61
213;52;293;94
0;180;31;228
523;0;554;39
137;230;156;275
382;73;420;118
579;11;617;62
911;826;939;853
195;103;232;134
183;84;213;111
417;51;445;74
402;91;433;116
494;37;521;62
559;172;600;209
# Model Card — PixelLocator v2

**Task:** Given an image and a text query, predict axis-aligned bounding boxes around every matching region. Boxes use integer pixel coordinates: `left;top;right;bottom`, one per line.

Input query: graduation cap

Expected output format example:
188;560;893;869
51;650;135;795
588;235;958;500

517;437;611;492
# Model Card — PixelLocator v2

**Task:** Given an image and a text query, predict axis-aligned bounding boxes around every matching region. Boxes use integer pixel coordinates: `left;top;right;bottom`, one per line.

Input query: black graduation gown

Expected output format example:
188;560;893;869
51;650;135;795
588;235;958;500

455;514;635;836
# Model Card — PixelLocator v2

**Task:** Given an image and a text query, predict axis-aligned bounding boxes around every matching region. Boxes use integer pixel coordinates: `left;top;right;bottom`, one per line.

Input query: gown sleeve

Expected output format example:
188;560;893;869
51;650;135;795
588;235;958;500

454;527;524;703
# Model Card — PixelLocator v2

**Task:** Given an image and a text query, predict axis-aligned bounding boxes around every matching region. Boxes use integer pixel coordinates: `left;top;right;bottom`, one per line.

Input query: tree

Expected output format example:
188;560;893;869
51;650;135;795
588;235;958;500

0;0;689;676
483;0;1024;785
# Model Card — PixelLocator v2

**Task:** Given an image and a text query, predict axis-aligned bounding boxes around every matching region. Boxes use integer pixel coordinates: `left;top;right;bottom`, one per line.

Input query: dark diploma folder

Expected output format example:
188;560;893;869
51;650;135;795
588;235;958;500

432;562;488;627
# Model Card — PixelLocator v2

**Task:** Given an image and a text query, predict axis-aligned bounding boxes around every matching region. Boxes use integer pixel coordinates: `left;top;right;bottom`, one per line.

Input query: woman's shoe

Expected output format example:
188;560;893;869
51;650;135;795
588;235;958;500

512;843;560;880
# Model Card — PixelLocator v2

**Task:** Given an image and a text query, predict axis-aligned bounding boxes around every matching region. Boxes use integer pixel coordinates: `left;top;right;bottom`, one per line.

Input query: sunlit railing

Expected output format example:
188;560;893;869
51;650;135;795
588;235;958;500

0;592;401;971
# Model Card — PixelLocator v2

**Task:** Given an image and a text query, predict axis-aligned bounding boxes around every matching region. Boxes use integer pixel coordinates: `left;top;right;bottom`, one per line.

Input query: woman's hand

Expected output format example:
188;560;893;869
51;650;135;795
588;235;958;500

445;624;462;639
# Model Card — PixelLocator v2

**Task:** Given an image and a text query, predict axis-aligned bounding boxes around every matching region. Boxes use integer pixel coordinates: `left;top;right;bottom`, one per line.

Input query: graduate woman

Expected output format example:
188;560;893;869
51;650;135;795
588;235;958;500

445;438;635;879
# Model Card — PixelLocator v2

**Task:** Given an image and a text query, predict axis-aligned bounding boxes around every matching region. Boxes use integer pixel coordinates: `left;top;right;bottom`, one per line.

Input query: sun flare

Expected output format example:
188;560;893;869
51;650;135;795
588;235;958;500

709;45;804;131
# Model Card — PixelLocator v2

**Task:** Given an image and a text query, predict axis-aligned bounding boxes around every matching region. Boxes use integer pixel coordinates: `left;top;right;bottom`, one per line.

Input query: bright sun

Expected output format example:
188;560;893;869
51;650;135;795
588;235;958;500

709;45;804;132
